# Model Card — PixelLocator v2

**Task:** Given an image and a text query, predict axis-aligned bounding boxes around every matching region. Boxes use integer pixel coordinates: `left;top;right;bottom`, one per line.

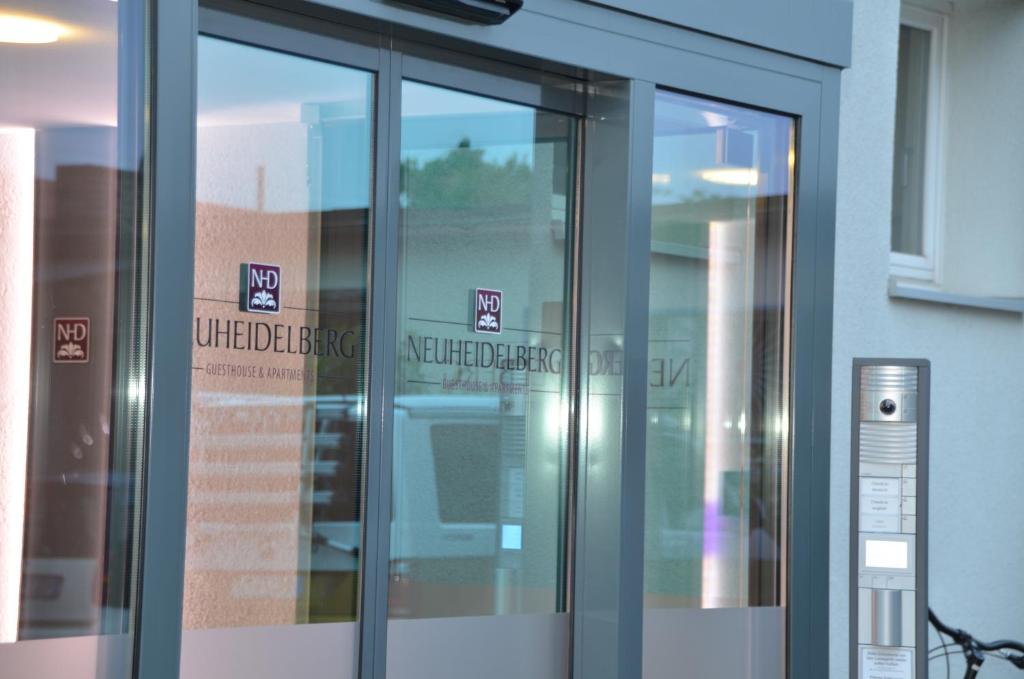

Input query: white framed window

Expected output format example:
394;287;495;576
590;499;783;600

890;5;947;283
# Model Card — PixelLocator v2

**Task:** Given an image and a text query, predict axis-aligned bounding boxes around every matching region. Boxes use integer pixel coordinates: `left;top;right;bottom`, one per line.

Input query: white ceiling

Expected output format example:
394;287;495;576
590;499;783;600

0;0;118;129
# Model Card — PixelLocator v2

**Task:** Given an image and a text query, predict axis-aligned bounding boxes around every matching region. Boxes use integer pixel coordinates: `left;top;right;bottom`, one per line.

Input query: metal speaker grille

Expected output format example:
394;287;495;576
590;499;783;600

861;365;918;391
858;422;917;464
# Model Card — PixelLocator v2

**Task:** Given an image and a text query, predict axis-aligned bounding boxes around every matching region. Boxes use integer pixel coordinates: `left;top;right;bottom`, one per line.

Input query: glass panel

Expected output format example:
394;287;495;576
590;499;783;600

643;90;793;679
387;79;576;678
0;0;148;677
181;36;372;678
891;25;931;257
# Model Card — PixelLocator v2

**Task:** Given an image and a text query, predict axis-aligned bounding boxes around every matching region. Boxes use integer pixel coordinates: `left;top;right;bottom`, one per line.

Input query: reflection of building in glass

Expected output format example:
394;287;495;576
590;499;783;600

645;93;792;617
186;37;373;629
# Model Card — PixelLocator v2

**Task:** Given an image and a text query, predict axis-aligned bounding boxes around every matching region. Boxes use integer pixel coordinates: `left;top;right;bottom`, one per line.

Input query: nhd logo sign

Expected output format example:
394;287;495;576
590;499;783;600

53;317;90;363
474;288;502;334
241;262;281;314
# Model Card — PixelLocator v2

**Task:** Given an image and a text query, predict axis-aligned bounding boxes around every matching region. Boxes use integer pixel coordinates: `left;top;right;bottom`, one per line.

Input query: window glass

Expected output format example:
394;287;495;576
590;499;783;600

181;36;372;677
389;81;576;621
891;25;931;257
644;89;793;678
0;1;147;677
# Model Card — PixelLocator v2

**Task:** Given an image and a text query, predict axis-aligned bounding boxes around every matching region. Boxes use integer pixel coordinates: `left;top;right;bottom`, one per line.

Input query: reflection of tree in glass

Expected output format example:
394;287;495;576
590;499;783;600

402;138;533;212
651;190;758;249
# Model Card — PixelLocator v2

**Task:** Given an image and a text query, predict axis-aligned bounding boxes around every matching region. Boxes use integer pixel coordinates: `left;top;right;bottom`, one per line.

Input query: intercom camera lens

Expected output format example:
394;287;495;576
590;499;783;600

879;399;897;416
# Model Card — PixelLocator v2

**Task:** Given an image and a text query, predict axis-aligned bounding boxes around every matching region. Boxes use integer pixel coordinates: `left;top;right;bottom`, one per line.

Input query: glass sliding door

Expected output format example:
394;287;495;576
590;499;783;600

387;79;577;679
0;1;148;677
182;34;373;678
643;90;794;678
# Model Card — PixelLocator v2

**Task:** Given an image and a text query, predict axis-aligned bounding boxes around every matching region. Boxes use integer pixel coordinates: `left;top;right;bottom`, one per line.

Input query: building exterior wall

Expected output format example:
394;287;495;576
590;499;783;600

832;1;1024;676
942;2;1024;297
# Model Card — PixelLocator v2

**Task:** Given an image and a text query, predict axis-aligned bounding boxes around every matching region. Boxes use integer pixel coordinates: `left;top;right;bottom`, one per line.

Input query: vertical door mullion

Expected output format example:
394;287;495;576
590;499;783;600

571;78;654;679
789;80;832;679
359;46;403;679
617;79;655;679
132;0;197;677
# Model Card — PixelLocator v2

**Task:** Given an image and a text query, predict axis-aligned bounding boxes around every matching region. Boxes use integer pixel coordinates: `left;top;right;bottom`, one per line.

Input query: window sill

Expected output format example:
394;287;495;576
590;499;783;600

887;277;1024;315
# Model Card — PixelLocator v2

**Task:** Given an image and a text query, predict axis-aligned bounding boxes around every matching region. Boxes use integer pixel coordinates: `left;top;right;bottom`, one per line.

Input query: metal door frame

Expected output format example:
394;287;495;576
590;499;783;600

136;1;839;678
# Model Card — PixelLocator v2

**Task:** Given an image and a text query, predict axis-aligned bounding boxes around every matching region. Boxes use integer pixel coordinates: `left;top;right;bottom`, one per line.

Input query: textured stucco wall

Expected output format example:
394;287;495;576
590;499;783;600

0;129;34;643
186;123;320;629
941;2;1024;297
831;1;1024;677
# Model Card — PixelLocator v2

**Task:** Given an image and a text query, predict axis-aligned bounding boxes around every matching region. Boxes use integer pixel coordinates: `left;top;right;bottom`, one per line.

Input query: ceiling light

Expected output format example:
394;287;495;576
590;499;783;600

700;111;731;128
698;167;759;187
0;14;67;44
651;173;672;185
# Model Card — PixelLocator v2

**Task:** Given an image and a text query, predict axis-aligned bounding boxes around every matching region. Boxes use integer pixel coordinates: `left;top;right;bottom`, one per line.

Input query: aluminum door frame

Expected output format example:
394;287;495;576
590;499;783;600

142;6;590;679
134;2;839;679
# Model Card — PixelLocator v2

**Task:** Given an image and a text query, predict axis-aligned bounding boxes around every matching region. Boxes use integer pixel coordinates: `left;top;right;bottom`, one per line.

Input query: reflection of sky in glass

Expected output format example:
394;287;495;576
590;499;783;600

196;36;373;213
652;133;754;205
197;38;371;126
652;91;789;206
402;81;535;168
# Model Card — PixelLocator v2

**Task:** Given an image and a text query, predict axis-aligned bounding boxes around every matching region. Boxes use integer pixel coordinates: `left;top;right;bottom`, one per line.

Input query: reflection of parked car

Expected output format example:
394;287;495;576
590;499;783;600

311;394;506;570
19;392;518;631
393;395;505;557
311;393;513;619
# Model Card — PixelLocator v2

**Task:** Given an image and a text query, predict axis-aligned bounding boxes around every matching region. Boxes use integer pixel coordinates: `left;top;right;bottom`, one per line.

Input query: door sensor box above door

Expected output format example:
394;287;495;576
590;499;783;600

389;0;524;25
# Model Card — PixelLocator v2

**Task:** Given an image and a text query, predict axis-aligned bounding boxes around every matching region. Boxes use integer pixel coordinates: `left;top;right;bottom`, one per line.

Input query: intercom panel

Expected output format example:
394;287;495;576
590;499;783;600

851;360;929;679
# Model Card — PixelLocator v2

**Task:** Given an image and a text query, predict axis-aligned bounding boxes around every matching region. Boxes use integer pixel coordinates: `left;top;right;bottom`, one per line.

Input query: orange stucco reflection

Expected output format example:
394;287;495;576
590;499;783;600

185;202;320;628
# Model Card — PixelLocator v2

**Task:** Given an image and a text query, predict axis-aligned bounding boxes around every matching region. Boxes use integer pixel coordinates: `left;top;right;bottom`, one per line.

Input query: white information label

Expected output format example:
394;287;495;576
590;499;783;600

861;647;912;679
862;495;901;516
862;478;901;496
860;514;900;533
864;539;909;569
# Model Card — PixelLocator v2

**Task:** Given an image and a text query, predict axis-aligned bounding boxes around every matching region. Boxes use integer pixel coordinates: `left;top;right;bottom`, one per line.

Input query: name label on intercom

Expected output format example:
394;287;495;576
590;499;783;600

862;648;912;679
